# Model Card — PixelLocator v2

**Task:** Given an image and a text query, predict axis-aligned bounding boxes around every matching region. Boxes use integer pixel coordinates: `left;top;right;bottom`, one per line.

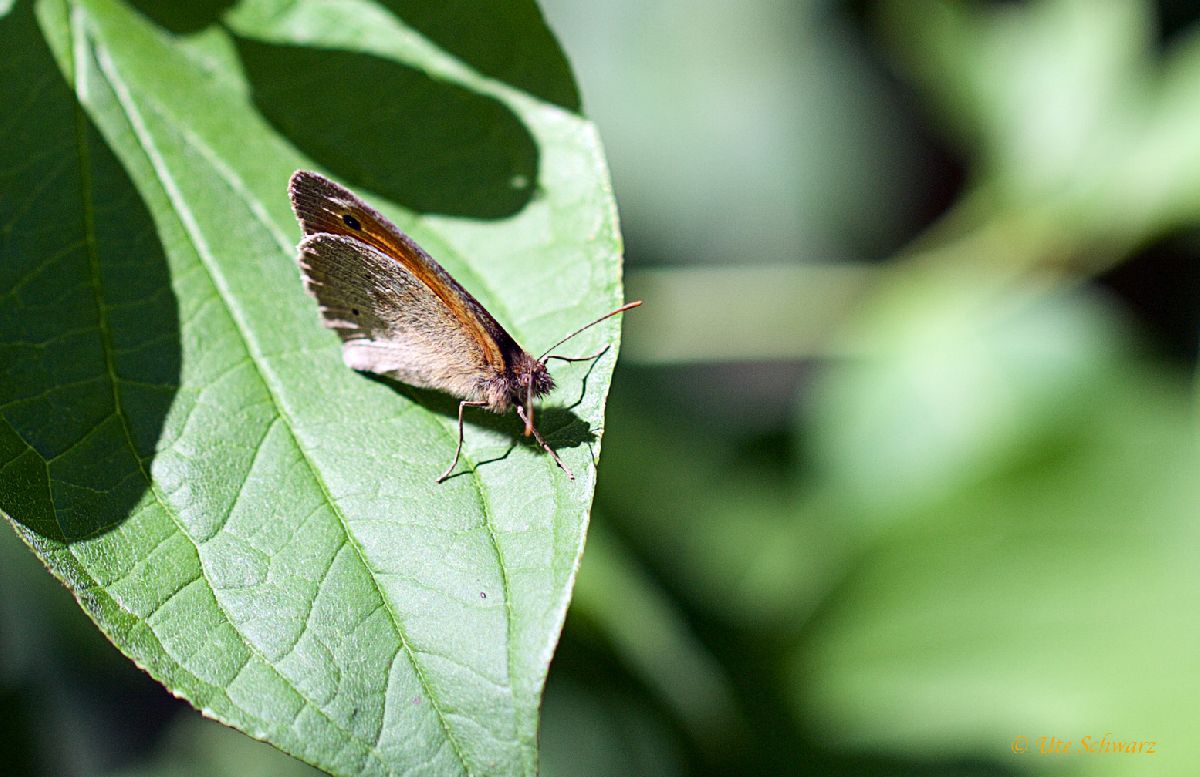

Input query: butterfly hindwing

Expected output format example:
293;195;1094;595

298;234;491;399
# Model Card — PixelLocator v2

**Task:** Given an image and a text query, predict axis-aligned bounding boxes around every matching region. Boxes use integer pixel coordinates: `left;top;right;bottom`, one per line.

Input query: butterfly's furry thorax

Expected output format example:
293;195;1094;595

481;351;555;413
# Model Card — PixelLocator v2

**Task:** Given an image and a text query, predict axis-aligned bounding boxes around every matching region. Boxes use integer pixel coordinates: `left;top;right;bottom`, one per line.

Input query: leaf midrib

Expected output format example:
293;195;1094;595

73;5;480;774
111;20;545;765
65;6;402;773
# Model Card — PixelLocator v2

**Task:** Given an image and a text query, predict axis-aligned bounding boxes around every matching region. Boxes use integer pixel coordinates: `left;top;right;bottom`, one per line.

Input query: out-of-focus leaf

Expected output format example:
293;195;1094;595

539;0;928;264
539;675;684;777
105;715;326;777
794;294;1200;776
876;0;1200;248
594;388;841;630
878;0;1147;189
808;278;1129;515
0;0;625;774
570;523;739;744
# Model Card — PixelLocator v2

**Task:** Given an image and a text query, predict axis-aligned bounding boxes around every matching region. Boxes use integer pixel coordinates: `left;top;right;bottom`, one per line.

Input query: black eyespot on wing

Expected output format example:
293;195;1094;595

342;213;362;230
351;308;360;316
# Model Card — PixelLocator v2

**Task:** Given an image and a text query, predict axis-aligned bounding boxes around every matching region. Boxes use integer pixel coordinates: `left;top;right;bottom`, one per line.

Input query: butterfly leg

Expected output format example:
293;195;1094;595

437;400;489;483
516;405;575;480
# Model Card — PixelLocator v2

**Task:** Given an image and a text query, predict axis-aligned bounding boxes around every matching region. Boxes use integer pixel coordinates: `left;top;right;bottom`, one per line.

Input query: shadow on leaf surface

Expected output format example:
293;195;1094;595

0;1;180;545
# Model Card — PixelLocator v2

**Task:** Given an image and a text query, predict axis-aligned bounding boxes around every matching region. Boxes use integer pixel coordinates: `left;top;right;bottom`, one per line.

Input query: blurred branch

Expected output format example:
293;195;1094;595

622;264;876;363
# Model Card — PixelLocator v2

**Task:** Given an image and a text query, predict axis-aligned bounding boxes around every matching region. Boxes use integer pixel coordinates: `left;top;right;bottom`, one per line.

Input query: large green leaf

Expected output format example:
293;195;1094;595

0;0;626;774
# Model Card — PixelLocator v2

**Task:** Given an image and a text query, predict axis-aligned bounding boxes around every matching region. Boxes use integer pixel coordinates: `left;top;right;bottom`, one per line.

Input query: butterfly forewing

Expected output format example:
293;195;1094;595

288;171;520;374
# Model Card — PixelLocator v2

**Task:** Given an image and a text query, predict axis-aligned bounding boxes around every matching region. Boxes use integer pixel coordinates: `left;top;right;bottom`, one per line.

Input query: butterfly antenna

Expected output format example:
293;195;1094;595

538;301;643;361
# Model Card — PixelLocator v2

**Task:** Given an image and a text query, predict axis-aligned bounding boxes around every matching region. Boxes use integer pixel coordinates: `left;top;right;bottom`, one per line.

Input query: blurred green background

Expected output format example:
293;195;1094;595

5;0;1200;774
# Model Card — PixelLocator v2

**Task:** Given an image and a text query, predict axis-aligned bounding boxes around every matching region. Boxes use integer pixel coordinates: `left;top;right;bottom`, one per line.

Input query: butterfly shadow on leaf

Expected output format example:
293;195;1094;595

231;34;539;220
361;361;601;481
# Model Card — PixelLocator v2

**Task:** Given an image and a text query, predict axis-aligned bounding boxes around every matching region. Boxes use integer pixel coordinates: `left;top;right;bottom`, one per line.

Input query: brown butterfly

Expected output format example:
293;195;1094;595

288;170;639;482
